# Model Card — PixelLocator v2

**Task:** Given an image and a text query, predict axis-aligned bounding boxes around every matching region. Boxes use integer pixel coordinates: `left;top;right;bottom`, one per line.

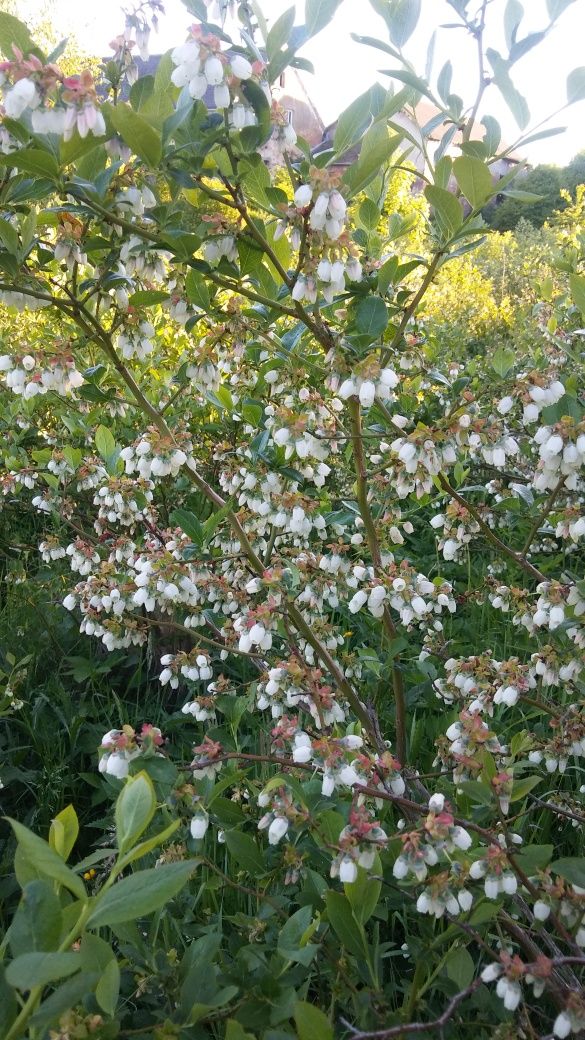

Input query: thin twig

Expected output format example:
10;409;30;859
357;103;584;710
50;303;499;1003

438;475;546;582
340;978;482;1038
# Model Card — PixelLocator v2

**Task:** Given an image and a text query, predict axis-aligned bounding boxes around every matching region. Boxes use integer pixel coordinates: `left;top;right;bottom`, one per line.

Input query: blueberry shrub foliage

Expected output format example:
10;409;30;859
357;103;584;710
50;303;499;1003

1;0;585;1038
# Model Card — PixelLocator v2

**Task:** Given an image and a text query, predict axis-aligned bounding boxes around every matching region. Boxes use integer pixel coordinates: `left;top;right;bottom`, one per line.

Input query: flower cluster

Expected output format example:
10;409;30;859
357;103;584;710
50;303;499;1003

330;805;388;883
336;366;399;408
293;181;348;241
171;26;263;125
257;784;306;845
159;650;213;689
393;796;472;888
120;429;191;479
435;653;535;714
0;351;84;398
0;49;106;140
98;723;163;778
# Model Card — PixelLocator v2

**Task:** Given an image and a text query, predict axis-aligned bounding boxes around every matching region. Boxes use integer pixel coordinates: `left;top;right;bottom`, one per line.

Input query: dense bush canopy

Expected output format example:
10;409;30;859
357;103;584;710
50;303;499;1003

0;1;585;1039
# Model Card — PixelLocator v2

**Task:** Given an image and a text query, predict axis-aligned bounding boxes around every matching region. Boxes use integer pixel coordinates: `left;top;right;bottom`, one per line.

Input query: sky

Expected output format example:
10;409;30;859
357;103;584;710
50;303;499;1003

33;0;585;164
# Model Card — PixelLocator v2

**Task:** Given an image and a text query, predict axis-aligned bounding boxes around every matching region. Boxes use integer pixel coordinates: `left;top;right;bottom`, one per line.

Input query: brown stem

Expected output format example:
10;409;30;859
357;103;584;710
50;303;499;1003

340;979;482;1039
66;189;302;320
529;796;585;826
220;172;335;346
502;832;583;955
522;477;565;555
520;694;561;719
438;475;546;583
199;857;287;917
284;601;374;737
380;253;442;367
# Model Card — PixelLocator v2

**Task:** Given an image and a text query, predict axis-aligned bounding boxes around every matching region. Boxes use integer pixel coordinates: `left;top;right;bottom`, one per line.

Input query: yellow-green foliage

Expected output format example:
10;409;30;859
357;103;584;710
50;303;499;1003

546;184;585;250
381;167;428;256
424;252;514;349
421;192;585;353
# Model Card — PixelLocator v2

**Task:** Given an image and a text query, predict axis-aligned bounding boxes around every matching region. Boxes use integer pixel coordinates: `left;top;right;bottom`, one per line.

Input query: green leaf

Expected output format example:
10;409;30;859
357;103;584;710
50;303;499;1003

504;0;524;49
482;115;502;153
79;934;117;974
437;60;452;104
424;184;463;236
224;830;266;874
359;198;381;229
304;0;344;37
266;6;296;62
434;156;452;190
510;776;541;802
49;805;79;862
115;819;181;873
60;134;105;167
547;0;576;16
379;0;421;47
185;268;211;311
238;237;264;278
62;446;82;471
115;771;156;855
487;49;530;128
452;156;494;209
274;911;316;965
0;149;59;180
541;393;584;425
225;1022;255;1040
170;508;203;545
8;880;63;958
0;217;19;256
355;296;388;338
445;946;475;988
108;102;162;167
95;958;120;1016
569;274;585;317
20;208;37;254
5;952;81;991
344;122;400;196
128;289;169;306
240;79;271;143
239;156;271;208
154;50;174;94
294;1001;333;1040
344;857;382;925
313;810;344;847
87;860;196;927
382;67;434;102
95;424;116;462
491;345;516;377
28;972;100;1031
130;75;154;112
6;819;86;900
201;496;236;544
518;126;566;147
325;891;368;959
469;901;499;926
333;85;384;156
567;67;585;103
0;12;40;59
0;965;17;1035
277;906;319;966
551;857;585;887
515;844;553;875
499;189;544;202
458;780;492;806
